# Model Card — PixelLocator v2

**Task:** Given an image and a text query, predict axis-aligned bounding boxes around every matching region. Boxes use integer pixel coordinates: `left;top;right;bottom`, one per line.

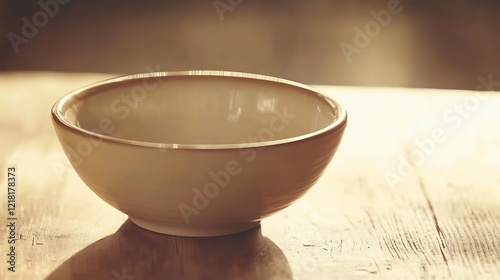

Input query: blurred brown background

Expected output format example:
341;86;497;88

1;0;499;89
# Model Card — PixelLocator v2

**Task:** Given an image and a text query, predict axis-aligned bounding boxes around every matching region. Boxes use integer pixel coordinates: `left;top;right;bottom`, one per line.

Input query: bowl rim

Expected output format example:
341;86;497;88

51;70;348;150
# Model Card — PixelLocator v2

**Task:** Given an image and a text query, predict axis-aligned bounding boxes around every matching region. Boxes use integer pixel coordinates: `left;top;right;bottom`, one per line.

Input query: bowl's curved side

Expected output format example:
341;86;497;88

52;112;346;237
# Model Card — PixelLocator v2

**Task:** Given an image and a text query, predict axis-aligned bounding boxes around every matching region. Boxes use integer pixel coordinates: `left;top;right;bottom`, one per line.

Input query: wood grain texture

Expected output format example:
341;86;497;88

1;72;500;280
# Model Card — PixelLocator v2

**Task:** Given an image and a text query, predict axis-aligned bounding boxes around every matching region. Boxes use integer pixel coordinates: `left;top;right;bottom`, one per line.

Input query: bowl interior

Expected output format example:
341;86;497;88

59;75;341;146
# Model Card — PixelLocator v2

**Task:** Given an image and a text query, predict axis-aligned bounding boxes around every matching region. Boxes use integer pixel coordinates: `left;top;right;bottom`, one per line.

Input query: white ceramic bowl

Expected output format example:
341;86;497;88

51;71;347;237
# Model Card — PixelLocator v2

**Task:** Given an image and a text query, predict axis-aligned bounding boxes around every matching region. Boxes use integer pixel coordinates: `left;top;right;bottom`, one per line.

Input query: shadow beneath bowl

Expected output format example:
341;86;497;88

46;220;292;280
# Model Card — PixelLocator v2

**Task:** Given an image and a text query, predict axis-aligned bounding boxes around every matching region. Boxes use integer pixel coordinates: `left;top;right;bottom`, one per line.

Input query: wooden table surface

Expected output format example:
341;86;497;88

1;72;500;280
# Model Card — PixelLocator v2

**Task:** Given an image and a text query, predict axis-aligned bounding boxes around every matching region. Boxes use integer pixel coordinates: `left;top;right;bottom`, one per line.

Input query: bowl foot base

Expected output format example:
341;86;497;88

128;217;261;237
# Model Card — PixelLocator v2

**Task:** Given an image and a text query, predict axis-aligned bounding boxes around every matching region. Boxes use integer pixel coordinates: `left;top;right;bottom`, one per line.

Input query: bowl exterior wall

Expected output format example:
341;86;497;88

52;119;346;231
